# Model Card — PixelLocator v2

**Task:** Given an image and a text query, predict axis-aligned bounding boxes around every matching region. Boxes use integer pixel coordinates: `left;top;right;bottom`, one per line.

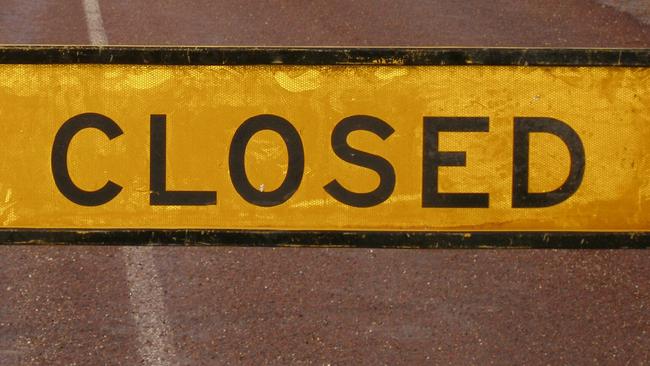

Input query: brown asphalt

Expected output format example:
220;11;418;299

0;1;649;365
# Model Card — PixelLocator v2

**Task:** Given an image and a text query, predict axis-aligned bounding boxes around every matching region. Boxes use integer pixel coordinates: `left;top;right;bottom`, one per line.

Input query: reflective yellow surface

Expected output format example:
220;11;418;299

0;64;648;230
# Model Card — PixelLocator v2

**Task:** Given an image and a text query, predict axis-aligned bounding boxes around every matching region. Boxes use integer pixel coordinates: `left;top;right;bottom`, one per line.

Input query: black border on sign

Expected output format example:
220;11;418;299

0;46;649;247
0;230;647;248
0;46;649;66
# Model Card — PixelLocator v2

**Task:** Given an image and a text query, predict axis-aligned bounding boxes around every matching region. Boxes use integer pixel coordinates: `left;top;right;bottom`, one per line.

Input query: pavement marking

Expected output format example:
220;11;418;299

123;247;177;366
82;1;177;365
82;0;108;45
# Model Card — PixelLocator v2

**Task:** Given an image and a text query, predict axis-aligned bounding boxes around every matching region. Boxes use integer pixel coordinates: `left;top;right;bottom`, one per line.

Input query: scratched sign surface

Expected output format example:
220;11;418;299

0;64;648;232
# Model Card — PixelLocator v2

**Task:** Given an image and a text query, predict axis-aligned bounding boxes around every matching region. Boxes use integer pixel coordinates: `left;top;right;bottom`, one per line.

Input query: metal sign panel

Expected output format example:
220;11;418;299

0;47;648;247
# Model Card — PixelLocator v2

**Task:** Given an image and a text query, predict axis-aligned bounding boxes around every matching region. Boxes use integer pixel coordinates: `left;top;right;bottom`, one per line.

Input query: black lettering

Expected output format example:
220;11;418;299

324;115;395;207
51;113;123;206
229;114;304;207
512;117;585;207
150;114;217;205
422;117;490;208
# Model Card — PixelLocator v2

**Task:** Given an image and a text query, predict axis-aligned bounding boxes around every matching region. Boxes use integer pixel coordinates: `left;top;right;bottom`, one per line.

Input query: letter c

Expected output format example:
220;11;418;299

51;113;123;206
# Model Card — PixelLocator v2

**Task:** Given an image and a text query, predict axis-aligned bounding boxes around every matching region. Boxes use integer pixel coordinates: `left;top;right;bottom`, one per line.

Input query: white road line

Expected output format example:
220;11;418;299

123;247;177;366
82;1;177;365
82;0;108;45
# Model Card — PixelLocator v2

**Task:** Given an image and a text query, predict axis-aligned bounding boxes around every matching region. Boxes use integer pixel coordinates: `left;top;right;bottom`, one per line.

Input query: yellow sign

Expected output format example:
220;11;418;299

0;64;648;231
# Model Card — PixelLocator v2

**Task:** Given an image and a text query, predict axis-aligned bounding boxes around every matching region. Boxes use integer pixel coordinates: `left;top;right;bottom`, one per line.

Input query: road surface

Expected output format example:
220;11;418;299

0;1;649;365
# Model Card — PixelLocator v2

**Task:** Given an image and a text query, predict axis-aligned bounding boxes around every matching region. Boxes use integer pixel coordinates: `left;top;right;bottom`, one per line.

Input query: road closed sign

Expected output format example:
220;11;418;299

0;47;648;247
